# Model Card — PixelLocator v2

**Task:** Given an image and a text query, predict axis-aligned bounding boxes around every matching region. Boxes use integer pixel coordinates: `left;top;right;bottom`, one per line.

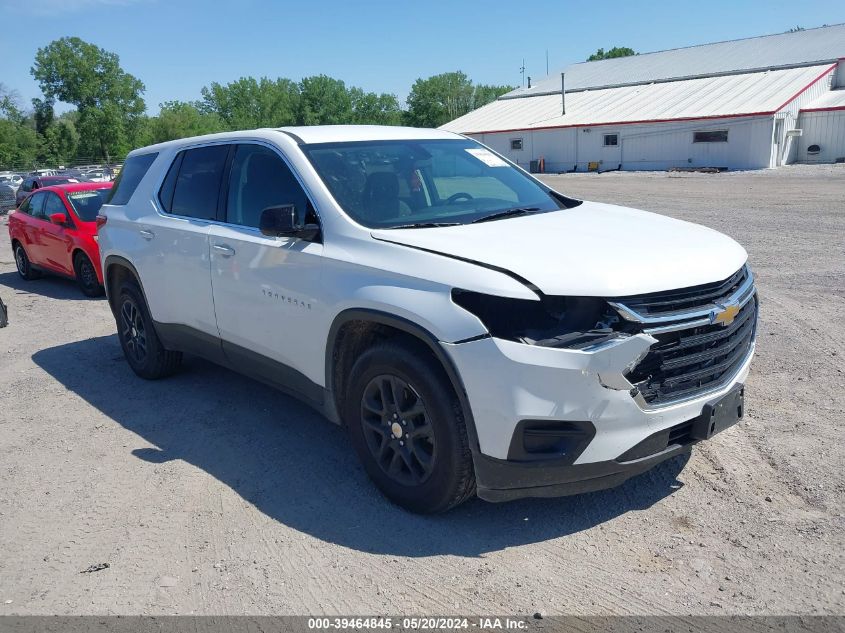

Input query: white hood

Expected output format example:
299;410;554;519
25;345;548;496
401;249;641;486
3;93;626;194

372;201;747;297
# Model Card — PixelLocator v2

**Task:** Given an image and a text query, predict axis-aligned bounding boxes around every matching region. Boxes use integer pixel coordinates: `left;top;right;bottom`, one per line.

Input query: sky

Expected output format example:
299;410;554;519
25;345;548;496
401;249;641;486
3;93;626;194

1;0;844;115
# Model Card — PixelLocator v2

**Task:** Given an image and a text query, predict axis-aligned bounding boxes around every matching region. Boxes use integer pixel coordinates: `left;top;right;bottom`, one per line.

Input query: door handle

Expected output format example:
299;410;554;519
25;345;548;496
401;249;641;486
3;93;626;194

212;243;236;257
139;229;154;240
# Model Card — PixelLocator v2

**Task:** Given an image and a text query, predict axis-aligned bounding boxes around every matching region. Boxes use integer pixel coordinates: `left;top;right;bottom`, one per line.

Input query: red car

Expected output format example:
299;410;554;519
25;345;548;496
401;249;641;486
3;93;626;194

8;182;112;297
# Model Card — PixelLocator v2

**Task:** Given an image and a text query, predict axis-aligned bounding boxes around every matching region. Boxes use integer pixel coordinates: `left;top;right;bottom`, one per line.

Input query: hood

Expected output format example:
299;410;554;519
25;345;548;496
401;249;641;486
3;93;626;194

371;201;747;297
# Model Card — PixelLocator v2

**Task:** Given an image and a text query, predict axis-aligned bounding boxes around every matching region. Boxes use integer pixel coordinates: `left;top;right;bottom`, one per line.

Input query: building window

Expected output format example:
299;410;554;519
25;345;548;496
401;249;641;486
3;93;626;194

693;130;729;143
510;138;523;151
603;133;618;147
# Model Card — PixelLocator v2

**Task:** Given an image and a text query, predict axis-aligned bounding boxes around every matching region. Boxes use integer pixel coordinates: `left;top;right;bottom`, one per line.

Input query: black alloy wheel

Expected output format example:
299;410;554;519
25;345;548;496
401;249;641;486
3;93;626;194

120;297;148;365
360;374;436;486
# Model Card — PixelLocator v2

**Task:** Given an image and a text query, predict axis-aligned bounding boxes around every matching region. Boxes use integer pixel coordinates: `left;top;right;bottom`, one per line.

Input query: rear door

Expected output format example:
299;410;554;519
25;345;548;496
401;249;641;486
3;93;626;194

137;144;229;346
20;192;48;263
207;143;324;390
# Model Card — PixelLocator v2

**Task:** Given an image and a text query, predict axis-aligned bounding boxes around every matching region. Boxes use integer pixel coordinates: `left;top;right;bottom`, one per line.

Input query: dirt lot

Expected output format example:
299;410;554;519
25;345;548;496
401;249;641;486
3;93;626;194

0;165;843;616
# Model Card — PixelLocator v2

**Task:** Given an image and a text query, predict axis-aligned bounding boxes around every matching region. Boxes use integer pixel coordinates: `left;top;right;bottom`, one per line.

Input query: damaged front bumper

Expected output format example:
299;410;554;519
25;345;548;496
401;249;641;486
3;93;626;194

442;333;754;502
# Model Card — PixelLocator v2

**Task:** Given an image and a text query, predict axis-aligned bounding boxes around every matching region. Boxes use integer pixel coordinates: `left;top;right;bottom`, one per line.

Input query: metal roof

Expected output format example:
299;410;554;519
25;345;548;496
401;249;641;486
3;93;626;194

441;64;835;134
801;89;845;111
504;23;845;99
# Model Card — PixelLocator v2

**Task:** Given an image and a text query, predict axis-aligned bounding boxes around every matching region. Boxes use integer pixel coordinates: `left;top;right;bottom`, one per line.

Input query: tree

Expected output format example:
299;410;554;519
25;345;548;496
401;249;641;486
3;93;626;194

201;77;299;129
31;37;145;161
0;85;38;169
146;101;224;144
297;75;352;125
349;88;402;125
32;98;55;136
405;72;513;128
587;47;637;61
38;119;79;165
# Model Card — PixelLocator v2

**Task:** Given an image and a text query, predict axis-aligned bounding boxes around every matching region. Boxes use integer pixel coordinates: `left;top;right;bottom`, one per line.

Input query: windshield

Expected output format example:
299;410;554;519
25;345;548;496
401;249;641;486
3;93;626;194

66;189;109;221
304;139;571;228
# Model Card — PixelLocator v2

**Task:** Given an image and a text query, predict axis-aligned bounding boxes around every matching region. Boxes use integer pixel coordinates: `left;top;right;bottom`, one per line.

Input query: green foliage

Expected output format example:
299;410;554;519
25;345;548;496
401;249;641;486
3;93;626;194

31;37;145;161
405;72;512;128
0;85;38;169
146;101;225;144
349;88;402;125
587;47;637;61
201;77;300;129
297;75;352;125
196;75;402;129
38;119;79;165
0;119;39;169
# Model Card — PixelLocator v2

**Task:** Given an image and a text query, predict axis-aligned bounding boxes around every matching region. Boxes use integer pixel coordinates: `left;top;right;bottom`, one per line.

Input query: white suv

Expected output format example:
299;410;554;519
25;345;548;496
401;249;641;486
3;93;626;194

97;126;757;513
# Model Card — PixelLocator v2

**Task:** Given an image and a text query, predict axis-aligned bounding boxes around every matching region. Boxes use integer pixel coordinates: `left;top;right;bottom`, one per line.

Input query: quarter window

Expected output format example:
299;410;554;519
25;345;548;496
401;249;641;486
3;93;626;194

107;152;158;205
169;145;229;220
693;130;728;143
603;134;618;147
225;144;310;228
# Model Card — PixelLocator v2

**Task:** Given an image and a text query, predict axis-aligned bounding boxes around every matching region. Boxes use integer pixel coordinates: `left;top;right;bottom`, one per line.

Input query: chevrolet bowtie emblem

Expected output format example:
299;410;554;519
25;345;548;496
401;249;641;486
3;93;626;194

711;303;740;327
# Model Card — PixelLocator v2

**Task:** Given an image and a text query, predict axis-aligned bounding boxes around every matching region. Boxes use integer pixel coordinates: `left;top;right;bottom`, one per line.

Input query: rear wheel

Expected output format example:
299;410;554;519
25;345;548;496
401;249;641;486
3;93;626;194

345;341;475;513
13;243;40;281
74;252;103;297
116;280;182;379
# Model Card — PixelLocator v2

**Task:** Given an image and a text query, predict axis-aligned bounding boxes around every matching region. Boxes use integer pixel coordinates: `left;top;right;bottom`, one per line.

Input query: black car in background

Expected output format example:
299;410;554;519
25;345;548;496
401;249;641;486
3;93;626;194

15;175;81;207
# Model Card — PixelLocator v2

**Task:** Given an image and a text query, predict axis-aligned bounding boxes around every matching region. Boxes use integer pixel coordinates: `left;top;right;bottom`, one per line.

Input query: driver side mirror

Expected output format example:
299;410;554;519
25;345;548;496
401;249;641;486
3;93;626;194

49;212;67;226
259;205;320;241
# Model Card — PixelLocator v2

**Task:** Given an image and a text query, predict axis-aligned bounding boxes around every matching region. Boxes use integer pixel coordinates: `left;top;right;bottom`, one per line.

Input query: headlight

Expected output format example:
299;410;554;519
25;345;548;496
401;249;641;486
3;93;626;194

451;289;625;349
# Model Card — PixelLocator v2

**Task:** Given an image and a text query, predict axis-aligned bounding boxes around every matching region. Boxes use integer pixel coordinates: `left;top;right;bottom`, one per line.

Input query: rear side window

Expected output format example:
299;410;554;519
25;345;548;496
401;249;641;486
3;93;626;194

28;192;47;218
106;152;158;205
169;145;229;220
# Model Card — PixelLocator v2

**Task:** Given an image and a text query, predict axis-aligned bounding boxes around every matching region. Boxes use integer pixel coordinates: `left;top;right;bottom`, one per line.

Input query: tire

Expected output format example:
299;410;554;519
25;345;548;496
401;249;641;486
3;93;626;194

13;242;41;281
73;252;104;297
116;280;182;379
344;341;476;513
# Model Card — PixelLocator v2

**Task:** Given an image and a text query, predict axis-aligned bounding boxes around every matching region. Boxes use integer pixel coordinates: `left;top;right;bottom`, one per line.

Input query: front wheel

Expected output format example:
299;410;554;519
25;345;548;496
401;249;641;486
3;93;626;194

14;243;40;281
74;252;103;297
345;341;475;513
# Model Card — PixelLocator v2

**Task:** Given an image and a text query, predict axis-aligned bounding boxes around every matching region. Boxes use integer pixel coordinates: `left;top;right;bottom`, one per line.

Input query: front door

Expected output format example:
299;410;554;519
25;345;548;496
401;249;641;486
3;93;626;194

38;192;74;276
208;143;325;393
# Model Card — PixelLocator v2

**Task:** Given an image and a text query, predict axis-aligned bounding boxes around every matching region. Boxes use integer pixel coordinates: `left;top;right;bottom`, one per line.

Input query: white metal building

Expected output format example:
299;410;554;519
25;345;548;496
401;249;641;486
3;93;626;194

441;24;845;171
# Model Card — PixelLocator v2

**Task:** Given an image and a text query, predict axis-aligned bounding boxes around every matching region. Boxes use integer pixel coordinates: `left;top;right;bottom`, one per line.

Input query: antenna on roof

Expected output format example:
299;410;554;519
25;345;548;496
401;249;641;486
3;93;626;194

520;58;526;87
546;49;549;75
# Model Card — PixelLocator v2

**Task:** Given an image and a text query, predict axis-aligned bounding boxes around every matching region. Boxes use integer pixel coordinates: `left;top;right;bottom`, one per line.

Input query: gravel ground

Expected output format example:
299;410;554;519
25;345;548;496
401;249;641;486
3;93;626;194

0;165;843;616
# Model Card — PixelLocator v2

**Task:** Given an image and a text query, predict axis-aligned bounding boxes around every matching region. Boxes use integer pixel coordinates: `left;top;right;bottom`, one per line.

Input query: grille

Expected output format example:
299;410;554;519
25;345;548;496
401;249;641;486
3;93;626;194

612;266;749;317
626;298;757;406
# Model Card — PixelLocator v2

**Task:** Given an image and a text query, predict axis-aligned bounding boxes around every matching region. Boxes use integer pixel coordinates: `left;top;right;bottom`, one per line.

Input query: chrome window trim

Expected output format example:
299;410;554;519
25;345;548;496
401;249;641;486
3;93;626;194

150;138;323;231
609;267;754;326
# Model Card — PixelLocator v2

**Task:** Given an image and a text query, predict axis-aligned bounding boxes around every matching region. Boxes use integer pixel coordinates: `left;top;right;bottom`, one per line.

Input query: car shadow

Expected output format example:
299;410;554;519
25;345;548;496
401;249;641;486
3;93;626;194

0;271;103;301
33;335;689;557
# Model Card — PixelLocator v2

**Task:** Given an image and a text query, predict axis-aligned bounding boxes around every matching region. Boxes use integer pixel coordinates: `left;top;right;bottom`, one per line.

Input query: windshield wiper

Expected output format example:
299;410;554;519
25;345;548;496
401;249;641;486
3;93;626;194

470;207;540;223
386;221;462;229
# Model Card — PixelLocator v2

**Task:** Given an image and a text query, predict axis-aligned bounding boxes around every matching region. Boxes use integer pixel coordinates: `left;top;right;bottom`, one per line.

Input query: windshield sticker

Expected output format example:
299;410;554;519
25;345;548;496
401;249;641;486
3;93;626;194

68;192;100;199
465;148;509;167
